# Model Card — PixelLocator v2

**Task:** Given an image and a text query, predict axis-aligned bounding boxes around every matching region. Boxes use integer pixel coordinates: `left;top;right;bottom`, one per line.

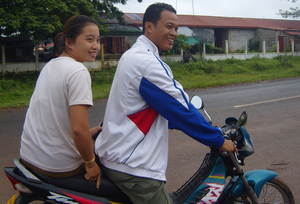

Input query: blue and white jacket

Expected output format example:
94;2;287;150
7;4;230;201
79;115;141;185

94;35;224;181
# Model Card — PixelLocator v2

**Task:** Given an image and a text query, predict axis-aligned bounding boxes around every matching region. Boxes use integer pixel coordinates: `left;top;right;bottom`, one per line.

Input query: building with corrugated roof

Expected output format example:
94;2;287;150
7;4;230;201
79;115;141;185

120;13;300;52
3;13;300;64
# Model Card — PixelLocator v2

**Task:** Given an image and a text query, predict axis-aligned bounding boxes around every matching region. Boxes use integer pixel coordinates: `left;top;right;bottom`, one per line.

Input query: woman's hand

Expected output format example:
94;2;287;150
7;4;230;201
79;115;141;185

90;126;102;137
70;105;101;188
85;162;101;189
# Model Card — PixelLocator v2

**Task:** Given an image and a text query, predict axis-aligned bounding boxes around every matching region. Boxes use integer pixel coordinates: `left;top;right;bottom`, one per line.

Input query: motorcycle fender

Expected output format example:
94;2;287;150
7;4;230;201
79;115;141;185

226;169;278;197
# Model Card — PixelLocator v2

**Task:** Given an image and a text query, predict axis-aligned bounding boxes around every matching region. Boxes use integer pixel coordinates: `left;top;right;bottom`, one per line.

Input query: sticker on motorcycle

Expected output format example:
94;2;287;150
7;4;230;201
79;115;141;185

48;192;79;204
6;194;17;204
198;183;224;204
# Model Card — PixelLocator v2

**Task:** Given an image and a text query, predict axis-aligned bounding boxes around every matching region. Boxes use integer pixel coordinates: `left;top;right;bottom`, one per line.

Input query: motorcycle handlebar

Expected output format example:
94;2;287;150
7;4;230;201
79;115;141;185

221;151;228;156
220;132;239;157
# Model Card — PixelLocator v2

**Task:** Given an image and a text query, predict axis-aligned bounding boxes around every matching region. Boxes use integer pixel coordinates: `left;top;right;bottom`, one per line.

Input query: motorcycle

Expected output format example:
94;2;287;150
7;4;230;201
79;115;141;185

5;95;295;204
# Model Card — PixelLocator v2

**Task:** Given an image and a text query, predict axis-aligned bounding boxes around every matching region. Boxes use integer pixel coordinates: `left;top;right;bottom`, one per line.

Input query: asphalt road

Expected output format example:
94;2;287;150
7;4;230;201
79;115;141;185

1;77;299;203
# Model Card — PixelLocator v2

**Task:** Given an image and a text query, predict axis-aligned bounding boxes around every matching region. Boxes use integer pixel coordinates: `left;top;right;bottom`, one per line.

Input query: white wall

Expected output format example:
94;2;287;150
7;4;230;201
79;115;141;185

1;60;119;73
2;52;298;73
203;52;299;61
228;29;255;52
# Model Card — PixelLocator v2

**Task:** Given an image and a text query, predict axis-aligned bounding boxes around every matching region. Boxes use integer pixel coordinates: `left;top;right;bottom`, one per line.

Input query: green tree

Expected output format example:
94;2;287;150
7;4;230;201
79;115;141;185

278;0;300;18
91;0;134;25
172;34;191;51
0;0;142;42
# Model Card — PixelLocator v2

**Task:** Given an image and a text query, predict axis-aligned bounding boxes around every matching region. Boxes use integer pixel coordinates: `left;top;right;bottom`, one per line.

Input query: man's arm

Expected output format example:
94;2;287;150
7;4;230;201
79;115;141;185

139;77;224;149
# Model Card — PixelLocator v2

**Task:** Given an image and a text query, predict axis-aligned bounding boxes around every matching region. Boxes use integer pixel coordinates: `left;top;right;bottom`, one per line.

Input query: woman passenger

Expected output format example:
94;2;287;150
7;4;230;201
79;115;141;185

20;15;102;188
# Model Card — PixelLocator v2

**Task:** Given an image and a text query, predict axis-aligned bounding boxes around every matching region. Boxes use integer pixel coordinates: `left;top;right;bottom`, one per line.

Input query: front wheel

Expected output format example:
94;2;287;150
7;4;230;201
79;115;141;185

228;177;294;204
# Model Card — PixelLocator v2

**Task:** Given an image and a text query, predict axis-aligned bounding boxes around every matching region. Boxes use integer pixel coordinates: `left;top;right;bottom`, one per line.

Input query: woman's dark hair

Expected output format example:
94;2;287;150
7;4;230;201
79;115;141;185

53;15;99;57
142;3;176;34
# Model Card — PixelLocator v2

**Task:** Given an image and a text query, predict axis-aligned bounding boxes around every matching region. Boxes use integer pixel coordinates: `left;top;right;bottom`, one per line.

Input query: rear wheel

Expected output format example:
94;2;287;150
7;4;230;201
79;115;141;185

229;177;294;204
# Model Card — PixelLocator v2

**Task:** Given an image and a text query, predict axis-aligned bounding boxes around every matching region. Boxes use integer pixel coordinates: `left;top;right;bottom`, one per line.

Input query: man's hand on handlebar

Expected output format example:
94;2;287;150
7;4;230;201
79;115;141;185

219;139;238;156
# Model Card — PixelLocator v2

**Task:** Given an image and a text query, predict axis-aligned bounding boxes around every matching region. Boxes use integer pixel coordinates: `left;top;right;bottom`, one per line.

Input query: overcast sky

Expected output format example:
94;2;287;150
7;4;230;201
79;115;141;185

116;0;298;20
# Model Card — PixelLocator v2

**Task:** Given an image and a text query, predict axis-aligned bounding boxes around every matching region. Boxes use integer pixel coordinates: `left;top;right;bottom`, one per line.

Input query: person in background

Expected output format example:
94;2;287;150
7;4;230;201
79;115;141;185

20;15;102;188
95;2;238;203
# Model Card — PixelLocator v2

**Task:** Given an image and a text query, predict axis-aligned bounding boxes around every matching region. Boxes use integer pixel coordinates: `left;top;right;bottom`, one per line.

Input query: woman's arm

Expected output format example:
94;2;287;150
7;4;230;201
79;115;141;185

70;105;101;188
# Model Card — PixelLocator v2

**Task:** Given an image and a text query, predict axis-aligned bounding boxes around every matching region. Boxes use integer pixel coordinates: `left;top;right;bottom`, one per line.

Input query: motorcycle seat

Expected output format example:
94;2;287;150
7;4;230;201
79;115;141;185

32;170;131;202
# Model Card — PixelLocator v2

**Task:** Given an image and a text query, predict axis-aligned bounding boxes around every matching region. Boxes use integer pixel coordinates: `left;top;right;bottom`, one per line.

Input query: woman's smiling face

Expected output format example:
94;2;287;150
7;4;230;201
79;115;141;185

66;24;100;63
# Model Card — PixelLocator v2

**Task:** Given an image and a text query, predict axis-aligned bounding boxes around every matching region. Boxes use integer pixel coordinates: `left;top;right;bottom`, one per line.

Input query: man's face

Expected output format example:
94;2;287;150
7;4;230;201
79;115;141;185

147;10;179;53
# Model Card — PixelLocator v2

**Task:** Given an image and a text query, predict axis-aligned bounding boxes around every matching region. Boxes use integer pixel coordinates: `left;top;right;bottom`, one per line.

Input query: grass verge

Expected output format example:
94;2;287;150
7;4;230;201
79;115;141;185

1;55;300;109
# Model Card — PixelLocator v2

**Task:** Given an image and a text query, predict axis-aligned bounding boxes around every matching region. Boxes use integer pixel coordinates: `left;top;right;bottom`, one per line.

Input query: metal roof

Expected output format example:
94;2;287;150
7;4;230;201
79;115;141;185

101;24;142;35
284;31;300;35
123;13;300;31
177;27;194;36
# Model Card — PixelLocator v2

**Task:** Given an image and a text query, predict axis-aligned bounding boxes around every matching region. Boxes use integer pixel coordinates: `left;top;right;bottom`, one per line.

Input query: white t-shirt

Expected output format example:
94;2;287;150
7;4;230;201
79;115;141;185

20;57;93;172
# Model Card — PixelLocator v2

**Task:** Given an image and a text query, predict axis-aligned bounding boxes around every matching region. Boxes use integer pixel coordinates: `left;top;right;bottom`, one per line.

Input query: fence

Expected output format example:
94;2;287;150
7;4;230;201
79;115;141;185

1;40;299;74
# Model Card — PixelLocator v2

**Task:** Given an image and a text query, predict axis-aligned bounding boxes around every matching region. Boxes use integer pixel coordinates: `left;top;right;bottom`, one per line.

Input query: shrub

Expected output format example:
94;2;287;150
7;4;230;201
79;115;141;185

205;44;224;54
248;38;260;52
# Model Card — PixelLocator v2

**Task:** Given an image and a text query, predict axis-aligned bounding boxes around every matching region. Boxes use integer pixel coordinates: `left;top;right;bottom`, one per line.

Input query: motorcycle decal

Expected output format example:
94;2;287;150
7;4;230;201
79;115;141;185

208;174;225;180
6;194;17;204
60;190;106;204
48;192;79;204
197;183;224;204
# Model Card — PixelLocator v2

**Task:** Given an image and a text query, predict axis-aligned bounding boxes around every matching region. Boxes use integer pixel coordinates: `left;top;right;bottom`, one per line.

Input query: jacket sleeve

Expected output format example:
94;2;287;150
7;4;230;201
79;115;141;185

139;76;224;149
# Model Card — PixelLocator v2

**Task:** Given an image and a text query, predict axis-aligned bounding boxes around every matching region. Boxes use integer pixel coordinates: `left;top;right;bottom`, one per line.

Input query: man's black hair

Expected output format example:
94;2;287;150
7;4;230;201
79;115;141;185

142;2;177;34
